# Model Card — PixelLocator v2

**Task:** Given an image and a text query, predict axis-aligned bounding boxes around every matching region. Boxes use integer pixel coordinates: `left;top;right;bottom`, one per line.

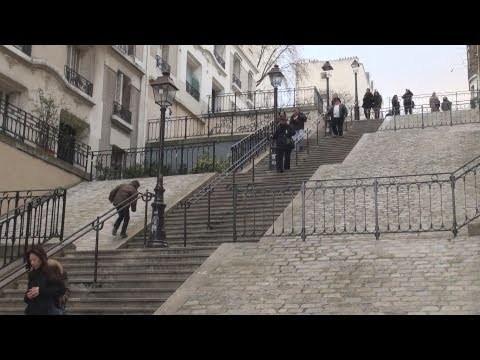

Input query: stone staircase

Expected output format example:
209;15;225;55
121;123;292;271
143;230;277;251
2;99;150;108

0;119;382;315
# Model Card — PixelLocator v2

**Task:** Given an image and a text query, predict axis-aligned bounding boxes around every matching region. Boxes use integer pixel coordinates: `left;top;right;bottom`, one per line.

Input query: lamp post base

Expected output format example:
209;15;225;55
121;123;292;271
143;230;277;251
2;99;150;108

148;179;168;247
354;106;360;121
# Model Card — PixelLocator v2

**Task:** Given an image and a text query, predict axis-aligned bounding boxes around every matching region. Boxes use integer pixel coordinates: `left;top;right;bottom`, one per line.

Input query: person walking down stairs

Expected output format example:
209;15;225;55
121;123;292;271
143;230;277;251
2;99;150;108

402;89;414;114
109;180;140;238
47;258;69;315
289;107;307;151
373;90;383;119
362;88;374;119
272;110;295;173
441;97;452;111
327;97;348;138
430;92;440;112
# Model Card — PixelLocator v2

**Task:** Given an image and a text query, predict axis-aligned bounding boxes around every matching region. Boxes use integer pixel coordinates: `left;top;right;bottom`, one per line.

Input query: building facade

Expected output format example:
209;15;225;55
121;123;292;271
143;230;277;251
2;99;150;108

296;56;373;109
467;45;480;100
0;45;148;156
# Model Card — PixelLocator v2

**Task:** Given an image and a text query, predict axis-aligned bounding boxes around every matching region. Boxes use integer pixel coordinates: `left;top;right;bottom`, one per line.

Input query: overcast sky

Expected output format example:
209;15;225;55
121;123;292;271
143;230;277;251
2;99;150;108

300;45;469;99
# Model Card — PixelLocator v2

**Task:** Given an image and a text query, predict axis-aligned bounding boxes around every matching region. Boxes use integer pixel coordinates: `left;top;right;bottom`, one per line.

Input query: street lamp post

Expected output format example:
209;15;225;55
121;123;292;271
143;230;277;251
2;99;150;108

148;71;178;247
351;59;360;120
321;61;333;110
267;64;284;123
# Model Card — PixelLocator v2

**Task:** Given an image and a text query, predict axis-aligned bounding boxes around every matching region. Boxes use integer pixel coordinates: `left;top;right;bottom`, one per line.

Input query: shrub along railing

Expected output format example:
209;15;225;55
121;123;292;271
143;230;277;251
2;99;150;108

0;99;91;170
89;142;222;181
0;188;67;269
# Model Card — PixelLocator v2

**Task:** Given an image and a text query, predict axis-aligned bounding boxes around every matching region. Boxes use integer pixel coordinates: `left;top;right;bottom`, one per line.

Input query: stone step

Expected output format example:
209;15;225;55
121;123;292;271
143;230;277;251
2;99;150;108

15;278;186;289
58;262;203;272
2;287;176;299
59;252;210;262
67;269;194;281
62;246;216;256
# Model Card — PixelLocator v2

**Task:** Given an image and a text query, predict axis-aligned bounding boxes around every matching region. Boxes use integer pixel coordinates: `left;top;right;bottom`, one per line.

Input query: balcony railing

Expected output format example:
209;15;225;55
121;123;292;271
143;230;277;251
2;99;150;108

113;101;132;124
232;74;242;88
64;65;93;97
155;55;171;74
214;50;225;69
186;81;200;101
116;45;135;57
13;45;32;56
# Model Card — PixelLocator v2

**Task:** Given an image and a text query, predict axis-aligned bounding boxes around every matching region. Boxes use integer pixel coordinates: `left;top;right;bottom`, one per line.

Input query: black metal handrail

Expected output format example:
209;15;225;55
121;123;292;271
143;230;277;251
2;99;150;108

186;80;200;101
0;99;91;170
213;50;225;69
0;188;67;269
89;143;217;181
13;45;32;56
64;65;93;97
0;191;154;288
113;101;132;124
0;189;61;218
155;55;171;74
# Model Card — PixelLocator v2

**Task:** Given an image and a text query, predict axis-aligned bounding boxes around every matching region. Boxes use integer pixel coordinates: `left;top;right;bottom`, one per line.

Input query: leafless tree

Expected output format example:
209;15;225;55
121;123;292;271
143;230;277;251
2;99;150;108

255;45;305;88
316;88;355;109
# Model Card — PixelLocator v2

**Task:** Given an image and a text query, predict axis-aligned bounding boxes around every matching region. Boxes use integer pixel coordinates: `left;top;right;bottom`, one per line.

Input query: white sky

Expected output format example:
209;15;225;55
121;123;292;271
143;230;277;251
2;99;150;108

300;45;469;99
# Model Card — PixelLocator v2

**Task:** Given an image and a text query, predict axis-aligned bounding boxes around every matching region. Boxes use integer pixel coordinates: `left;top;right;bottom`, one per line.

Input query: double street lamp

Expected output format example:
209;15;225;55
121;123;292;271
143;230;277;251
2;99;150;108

148;71;178;247
351;59;360;120
267;64;284;122
321;61;333;110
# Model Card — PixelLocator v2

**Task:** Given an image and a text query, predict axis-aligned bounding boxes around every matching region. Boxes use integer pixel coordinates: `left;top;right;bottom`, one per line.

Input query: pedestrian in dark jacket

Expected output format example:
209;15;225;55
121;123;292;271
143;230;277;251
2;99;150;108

24;245;65;315
373;90;383;119
273;110;295;173
392;95;401;115
362;89;374;119
402;89;414;114
109;180;140;238
289;107;307;151
327;97;348;137
441;97;452;111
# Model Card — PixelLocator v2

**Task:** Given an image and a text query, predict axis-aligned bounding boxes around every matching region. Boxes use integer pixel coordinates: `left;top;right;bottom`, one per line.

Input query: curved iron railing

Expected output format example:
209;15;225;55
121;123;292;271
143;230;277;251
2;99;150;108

0;190;154;289
0;188;67;269
64;65;93;97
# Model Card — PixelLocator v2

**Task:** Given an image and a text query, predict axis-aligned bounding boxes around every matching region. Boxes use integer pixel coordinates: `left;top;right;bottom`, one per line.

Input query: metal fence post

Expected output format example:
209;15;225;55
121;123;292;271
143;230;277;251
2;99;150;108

207;113;211;137
212;142;216;172
93;216;103;287
301;181;306;241
450;174;458;237
421;105;424;129
232;183;237;242
60;189;67;241
207;187;212;229
374;178;380;240
394;114;396;131
450;107;453;126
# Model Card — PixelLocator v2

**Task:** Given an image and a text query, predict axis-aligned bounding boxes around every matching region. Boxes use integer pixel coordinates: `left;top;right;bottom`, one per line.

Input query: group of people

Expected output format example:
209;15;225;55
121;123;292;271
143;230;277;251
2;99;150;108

361;89;383;119
272;107;307;173
429;92;452;112
24;245;69;315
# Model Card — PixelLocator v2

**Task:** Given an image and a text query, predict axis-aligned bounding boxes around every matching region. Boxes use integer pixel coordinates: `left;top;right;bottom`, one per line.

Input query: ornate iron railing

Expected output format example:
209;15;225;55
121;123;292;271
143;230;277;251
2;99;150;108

89;143;217;181
1;190;55;218
64;65;93;96
13;45;32;56
0;188;67;269
113;101;132;124
147;110;278;141
213;50;225;69
208;86;322;114
0;190;154;288
0;99;91;170
186;80;200;101
155;55;171;73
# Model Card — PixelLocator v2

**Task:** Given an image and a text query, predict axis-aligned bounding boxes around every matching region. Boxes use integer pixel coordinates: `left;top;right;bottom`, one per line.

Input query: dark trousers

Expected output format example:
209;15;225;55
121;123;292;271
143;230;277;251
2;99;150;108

374;108;380;119
276;147;291;171
404;105;412;114
364;108;371;119
114;206;130;234
331;117;344;136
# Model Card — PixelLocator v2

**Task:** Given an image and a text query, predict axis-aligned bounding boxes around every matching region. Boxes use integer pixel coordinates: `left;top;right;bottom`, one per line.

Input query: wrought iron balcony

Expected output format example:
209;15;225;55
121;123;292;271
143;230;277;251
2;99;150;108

64;65;93;96
155;55;171;73
14;45;32;56
214;50;225;69
232;74;242;88
186;81;200;101
113;101;132;124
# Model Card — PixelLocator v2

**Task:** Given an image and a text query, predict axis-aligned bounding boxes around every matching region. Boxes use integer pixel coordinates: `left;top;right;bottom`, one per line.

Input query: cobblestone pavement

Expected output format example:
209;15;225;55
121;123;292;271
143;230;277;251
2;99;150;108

62;173;214;251
158;235;480;315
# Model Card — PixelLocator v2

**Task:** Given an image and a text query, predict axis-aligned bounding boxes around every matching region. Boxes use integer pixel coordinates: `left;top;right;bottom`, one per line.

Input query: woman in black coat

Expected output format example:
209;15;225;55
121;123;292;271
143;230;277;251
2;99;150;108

24;245;66;315
272;110;296;173
362;89;374;119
